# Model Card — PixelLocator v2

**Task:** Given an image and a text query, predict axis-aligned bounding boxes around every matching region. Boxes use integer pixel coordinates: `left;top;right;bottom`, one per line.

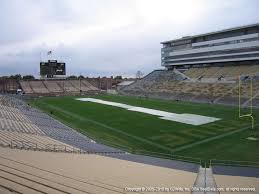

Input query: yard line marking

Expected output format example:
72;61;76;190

40;102;174;152
171;124;257;153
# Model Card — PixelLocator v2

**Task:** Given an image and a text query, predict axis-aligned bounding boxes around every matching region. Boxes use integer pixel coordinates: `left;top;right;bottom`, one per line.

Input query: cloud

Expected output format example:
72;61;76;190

0;0;259;77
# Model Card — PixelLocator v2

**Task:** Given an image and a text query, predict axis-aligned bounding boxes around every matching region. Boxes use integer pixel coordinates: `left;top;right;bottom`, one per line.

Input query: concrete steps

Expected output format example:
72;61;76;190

191;167;219;194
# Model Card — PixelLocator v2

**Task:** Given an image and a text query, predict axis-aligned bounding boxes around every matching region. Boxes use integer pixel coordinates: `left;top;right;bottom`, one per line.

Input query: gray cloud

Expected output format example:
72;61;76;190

0;0;259;78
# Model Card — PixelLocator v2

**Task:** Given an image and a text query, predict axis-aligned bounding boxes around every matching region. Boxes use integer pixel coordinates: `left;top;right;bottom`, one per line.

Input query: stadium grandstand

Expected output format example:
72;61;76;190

161;23;259;68
0;94;202;193
0;78;19;94
0;23;259;194
120;23;259;108
19;79;100;96
0;94;258;193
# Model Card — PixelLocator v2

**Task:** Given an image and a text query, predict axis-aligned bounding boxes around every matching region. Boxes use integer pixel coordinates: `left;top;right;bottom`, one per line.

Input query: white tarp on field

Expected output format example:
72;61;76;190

76;98;220;125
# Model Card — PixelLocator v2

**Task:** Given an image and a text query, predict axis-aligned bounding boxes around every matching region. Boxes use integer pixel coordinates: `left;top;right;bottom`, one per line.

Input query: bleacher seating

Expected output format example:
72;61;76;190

0;130;79;152
43;80;63;93
29;81;49;93
86;78;100;88
81;79;98;91
0;117;45;135
0;146;197;194
0;95;122;153
184;65;259;79
19;81;34;94
63;80;78;92
68;80;80;90
121;70;185;92
20;79;99;95
120;68;259;107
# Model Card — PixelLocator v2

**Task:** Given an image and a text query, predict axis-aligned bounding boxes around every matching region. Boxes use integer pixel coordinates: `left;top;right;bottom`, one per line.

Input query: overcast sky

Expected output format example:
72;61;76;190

0;0;259;77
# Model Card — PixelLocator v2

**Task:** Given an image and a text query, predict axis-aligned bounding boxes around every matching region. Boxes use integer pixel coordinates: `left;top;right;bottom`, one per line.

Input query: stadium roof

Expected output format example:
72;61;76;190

161;22;259;44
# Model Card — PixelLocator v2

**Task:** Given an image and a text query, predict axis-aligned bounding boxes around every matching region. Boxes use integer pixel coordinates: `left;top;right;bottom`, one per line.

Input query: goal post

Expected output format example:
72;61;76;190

238;75;254;129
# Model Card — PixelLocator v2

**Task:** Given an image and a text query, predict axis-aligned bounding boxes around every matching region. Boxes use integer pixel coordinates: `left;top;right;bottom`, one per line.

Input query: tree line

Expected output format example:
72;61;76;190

0;74;35;80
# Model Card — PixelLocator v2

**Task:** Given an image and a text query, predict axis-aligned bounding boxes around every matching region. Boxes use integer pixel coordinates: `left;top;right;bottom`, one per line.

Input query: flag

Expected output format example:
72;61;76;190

47;51;52;55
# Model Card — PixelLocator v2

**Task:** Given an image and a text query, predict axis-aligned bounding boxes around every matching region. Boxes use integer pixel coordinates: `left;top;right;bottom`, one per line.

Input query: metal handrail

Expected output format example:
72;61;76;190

45;144;67;152
10;140;37;149
210;158;259;168
135;149;202;165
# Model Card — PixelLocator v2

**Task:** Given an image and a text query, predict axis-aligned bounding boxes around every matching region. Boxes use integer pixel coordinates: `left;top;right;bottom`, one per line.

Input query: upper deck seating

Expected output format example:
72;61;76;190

184;65;259;79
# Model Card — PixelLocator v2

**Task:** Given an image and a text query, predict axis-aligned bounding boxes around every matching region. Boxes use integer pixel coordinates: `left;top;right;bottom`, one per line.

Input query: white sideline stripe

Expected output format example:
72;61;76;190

76;98;220;125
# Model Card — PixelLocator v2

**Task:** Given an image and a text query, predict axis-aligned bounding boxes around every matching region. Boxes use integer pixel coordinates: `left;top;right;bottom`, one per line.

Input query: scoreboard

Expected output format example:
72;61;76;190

40;60;66;77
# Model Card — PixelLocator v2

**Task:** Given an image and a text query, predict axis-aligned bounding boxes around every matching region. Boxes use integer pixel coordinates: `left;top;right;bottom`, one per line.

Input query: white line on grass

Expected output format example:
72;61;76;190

41;102;173;152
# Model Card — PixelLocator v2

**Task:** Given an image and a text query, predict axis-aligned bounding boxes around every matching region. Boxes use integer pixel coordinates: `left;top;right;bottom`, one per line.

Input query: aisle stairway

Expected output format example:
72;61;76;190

192;167;219;194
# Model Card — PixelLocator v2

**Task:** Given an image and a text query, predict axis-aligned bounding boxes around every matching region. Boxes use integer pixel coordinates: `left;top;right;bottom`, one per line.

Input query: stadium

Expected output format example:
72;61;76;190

1;10;259;194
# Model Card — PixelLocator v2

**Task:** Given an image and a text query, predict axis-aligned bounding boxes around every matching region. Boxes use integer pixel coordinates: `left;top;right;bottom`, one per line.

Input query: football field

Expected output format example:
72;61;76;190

30;94;259;163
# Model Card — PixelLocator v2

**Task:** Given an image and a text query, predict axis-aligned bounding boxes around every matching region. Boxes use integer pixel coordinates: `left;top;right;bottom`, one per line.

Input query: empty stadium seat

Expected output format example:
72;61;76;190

184;65;259;79
0;95;122;153
19;79;99;95
120;69;259;107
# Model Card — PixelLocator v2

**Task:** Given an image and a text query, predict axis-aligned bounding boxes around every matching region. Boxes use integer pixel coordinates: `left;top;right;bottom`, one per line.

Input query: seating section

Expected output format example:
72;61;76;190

19;81;34;94
120;69;259;107
81;79;99;90
0;130;79;152
184;65;259;79
0;117;45;135
0;95;200;194
29;81;49;93
43;80;63;93
67;80;80;91
0;147;197;194
0;95;121;153
20;79;99;95
86;78;100;88
66;80;97;91
121;70;185;92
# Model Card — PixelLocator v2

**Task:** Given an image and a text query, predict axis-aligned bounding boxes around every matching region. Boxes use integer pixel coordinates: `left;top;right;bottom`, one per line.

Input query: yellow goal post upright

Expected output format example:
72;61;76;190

238;75;254;130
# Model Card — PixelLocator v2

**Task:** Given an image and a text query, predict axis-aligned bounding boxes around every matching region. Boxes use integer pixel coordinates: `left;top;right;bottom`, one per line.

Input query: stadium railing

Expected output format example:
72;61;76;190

10;140;38;150
45;144;67;152
7;140;84;153
134;149;202;165
79;136;203;164
209;159;259;168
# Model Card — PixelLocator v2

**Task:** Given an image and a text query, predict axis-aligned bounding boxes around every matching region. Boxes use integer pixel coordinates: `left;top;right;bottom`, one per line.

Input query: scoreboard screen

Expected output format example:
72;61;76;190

40;60;66;77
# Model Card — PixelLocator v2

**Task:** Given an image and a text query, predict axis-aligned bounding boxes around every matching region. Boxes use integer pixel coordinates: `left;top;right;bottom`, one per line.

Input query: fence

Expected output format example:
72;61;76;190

210;159;259;168
4;139;126;155
4;139;259;169
134;149;202;165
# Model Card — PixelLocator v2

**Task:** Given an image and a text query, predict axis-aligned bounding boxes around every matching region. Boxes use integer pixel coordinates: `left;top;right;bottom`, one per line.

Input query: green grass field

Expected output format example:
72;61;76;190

30;94;259;164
